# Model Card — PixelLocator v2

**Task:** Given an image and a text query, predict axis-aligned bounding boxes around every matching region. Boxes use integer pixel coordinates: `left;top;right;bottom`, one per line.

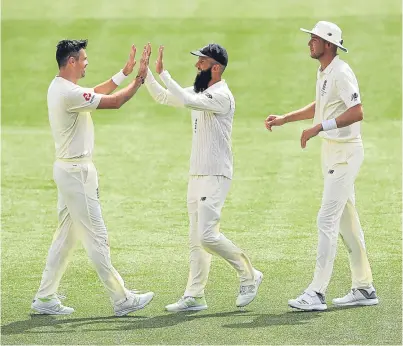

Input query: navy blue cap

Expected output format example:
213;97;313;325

190;43;228;66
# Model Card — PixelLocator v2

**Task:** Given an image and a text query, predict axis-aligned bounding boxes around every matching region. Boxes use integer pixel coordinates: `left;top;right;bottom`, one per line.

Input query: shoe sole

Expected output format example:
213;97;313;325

332;298;379;307
115;293;155;317
31;306;74;315
166;305;208;312
236;271;264;307
288;302;328;311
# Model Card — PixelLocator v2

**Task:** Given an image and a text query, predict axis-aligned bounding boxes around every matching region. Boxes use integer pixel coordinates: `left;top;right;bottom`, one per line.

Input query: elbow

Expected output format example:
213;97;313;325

357;108;364;121
352;104;363;122
113;97;123;109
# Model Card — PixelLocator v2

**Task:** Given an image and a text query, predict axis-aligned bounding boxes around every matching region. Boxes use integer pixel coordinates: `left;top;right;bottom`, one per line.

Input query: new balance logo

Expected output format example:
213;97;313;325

200;197;206;201
351;93;359;102
356;288;377;299
328;170;334;174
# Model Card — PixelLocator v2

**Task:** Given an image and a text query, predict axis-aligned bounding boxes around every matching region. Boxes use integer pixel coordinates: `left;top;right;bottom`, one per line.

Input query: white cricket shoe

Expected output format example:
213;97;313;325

114;291;154;316
288;290;327;311
236;269;263;307
31;294;74;315
332;286;379;307
165;296;208;312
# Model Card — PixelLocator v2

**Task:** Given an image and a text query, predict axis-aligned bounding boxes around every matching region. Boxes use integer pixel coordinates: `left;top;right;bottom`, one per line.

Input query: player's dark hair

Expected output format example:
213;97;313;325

56;39;88;68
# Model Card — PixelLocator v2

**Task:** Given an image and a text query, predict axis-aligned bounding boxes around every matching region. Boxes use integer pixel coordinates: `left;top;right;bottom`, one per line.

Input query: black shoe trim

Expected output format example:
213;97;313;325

315;292;326;304
357;289;377;299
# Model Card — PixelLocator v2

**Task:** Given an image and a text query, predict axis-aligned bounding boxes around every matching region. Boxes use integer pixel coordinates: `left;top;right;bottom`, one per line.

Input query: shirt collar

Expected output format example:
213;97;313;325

319;55;340;75
205;79;226;92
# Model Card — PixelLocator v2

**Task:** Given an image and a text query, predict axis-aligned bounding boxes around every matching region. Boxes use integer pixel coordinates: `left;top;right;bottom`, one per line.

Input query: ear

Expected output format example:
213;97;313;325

212;64;220;73
68;56;76;65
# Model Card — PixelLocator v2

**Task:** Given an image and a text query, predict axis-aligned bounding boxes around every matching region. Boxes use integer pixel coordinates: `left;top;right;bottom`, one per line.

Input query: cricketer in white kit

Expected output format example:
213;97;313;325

265;22;378;311
144;43;263;312
31;40;154;316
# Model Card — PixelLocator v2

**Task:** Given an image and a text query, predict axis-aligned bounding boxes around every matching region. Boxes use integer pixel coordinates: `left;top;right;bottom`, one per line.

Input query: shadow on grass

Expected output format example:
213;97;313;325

0;307;356;335
222;305;367;328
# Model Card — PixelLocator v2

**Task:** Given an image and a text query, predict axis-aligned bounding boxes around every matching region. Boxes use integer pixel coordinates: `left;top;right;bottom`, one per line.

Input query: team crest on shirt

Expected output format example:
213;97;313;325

83;93;92;101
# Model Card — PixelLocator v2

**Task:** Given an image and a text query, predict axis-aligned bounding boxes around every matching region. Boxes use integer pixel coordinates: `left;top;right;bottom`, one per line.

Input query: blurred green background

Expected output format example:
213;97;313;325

1;0;401;344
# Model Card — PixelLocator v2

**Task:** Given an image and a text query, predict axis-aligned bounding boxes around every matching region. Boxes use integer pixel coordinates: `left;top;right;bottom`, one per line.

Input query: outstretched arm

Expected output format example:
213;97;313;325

67;45;150;111
144;67;185;107
159;70;230;113
265;102;315;131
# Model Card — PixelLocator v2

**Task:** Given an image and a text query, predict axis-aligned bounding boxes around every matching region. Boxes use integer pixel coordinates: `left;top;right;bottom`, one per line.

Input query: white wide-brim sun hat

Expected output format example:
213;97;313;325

300;21;348;53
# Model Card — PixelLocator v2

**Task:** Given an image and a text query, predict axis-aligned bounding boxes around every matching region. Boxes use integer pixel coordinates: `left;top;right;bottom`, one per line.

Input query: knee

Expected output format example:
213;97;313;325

197;201;221;246
200;223;221;249
200;234;217;249
317;207;335;233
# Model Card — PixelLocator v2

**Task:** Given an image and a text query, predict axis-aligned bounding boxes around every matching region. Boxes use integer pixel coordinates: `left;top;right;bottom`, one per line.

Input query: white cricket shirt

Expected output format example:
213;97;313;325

145;69;235;179
47;76;102;160
314;55;362;142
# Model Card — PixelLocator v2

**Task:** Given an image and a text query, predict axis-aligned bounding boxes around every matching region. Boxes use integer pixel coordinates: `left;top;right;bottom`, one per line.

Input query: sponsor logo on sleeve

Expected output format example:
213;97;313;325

351;93;359;102
83;93;92;101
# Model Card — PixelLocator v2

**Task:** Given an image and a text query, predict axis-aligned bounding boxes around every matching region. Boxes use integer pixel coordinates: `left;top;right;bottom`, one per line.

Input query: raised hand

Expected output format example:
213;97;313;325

146;42;151;65
122;44;137;76
156;45;164;74
136;45;150;80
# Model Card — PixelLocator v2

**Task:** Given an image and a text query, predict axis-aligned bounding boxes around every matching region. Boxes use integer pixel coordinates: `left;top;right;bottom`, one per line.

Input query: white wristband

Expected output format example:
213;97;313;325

322;118;337;131
111;70;128;86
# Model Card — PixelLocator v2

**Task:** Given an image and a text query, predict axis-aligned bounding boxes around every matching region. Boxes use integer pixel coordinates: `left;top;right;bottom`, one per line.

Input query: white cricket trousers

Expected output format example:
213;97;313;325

308;140;373;294
36;160;128;305
184;175;255;298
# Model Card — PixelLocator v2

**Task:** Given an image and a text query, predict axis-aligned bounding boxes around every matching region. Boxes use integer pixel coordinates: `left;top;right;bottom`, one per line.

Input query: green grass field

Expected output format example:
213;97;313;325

1;0;402;344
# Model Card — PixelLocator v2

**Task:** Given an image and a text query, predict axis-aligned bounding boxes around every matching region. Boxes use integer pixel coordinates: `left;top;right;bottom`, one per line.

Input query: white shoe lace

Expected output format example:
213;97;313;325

239;285;256;295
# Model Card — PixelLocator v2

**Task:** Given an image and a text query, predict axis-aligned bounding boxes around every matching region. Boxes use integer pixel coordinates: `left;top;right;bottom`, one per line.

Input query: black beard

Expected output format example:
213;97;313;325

193;67;212;93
